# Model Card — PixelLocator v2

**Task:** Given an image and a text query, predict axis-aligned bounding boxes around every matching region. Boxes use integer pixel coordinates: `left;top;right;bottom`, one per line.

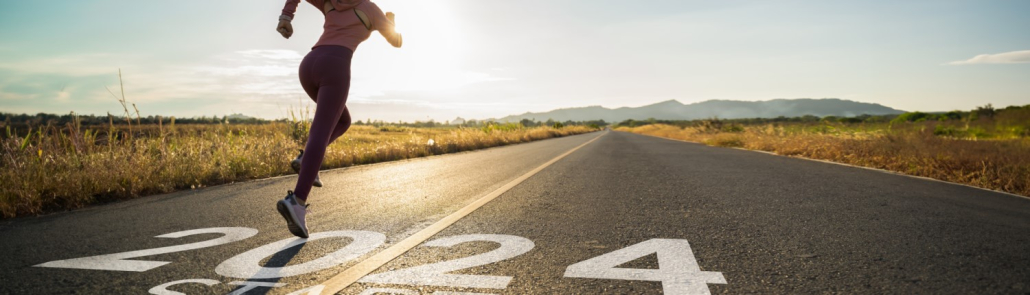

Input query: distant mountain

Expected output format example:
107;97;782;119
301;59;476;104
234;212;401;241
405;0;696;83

491;99;905;123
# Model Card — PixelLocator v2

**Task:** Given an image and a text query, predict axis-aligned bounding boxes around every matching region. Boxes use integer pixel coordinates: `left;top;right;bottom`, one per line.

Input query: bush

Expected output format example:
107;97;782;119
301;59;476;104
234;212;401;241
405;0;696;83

891;112;933;124
938;111;963;121
934;125;959;137
706;134;744;147
722;125;744;133
838;117;864;124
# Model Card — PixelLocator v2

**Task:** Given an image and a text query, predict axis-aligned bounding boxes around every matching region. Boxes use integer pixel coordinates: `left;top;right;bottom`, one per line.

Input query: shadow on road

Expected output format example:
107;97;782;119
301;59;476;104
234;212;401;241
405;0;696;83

229;242;307;295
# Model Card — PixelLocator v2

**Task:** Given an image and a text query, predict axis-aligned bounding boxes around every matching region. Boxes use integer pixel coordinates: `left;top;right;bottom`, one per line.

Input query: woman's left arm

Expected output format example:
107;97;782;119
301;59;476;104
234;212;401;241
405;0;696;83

277;0;301;39
281;0;301;20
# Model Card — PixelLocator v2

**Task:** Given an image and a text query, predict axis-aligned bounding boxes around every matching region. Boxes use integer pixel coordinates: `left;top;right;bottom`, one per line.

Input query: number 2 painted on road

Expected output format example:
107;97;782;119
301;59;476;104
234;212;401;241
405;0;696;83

35;227;259;272
360;234;534;289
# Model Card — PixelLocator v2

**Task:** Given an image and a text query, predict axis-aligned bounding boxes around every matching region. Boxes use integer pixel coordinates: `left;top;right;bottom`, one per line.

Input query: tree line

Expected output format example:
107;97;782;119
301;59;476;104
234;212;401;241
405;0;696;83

614;104;1029;128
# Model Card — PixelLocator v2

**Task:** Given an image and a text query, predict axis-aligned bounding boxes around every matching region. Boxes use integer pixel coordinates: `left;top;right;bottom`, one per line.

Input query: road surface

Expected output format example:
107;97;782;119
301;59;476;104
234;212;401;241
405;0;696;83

2;130;1029;294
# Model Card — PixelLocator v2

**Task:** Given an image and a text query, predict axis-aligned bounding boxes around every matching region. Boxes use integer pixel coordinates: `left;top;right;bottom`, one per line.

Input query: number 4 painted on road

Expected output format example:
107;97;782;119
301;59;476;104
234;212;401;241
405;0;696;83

563;239;726;295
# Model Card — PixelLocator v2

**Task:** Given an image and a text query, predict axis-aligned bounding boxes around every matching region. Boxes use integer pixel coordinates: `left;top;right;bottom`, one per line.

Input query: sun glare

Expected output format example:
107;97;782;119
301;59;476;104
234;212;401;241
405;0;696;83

362;0;475;92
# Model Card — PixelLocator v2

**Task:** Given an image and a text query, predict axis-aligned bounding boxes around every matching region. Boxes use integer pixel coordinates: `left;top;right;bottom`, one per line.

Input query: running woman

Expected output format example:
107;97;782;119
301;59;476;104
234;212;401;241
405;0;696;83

275;0;403;238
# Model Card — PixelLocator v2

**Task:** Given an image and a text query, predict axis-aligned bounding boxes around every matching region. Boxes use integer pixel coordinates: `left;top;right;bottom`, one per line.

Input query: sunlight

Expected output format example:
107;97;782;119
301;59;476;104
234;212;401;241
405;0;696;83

360;0;485;92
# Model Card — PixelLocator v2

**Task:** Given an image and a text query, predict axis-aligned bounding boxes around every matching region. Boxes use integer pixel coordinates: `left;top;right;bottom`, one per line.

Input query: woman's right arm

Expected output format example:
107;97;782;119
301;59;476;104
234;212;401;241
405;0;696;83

371;5;402;48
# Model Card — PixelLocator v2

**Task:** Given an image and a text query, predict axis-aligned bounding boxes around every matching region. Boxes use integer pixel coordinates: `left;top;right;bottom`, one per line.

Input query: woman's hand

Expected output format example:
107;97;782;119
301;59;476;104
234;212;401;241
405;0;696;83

381;12;402;48
276;20;294;39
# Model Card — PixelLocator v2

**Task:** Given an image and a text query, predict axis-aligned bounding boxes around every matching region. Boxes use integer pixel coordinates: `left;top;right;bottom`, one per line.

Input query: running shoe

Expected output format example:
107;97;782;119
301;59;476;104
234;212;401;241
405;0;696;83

276;191;310;238
291;149;323;187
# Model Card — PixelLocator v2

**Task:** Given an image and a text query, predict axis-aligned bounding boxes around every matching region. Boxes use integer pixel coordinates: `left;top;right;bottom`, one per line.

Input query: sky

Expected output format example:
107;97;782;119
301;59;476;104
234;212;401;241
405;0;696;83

1;0;1029;122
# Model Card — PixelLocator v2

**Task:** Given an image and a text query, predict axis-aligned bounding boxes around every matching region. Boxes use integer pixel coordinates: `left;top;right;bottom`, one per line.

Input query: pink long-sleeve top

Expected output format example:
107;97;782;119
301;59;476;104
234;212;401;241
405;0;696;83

282;0;402;51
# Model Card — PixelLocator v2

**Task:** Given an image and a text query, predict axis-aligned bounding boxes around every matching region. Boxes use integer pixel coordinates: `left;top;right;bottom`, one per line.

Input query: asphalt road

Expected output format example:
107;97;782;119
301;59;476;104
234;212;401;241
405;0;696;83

2;130;1029;294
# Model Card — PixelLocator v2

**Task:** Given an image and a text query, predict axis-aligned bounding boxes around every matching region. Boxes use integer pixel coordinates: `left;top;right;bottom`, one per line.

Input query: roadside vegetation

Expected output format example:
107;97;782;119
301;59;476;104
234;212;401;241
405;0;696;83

617;104;1030;197
0;111;598;218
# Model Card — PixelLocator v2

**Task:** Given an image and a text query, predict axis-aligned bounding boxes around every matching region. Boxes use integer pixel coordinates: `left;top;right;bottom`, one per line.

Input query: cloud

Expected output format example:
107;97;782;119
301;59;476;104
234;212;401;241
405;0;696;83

0;90;39;101
947;50;1030;65
235;49;305;61
0;53;132;77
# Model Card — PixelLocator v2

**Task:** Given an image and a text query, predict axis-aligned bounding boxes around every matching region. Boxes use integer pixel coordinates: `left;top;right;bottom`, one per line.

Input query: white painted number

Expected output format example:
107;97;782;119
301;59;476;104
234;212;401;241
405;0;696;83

564;239;726;295
216;230;386;279
148;279;221;295
44;227;725;295
36;227;259;272
360;234;534;289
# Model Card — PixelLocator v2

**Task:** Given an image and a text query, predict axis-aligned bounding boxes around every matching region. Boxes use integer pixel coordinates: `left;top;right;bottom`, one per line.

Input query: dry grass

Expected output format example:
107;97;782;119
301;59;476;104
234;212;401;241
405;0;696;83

618;122;1030;197
0;121;595;218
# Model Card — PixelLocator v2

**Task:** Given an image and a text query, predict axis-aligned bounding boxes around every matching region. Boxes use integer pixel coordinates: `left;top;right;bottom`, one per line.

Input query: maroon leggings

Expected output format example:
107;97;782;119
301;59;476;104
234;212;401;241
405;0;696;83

294;45;354;201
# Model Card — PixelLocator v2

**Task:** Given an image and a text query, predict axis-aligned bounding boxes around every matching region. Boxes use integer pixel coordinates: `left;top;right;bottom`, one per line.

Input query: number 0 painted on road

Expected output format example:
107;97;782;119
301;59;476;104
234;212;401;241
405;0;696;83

216;230;386;279
564;239;726;295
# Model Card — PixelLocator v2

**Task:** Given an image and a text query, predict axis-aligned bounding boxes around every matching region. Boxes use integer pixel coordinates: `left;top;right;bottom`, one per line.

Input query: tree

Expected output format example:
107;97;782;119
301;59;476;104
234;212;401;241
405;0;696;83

937;111;962;121
891;112;932;124
519;118;535;127
975;104;996;119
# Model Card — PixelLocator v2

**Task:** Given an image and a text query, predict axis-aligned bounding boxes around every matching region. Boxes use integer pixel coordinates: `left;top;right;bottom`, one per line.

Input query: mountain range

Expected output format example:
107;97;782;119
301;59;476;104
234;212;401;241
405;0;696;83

491;98;905;123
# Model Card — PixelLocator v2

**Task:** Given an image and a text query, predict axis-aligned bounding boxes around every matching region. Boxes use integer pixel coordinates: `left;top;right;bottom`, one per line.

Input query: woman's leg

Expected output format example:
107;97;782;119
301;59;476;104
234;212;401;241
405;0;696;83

328;107;352;144
294;46;353;202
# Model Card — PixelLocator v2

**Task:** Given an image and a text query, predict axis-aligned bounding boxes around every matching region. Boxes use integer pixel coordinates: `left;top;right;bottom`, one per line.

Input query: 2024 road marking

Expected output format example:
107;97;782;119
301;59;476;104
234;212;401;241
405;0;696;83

35;227;726;295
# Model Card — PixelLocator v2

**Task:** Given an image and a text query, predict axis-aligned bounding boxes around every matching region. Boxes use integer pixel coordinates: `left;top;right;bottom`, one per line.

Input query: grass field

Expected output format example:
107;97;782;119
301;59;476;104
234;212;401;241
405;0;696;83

0;119;596;218
618;106;1030;198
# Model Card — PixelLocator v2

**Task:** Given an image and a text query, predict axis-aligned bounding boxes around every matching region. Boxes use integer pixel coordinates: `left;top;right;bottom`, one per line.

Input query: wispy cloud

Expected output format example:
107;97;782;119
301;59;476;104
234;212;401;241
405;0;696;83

0;53;145;78
947;50;1030;65
0;50;304;117
0;88;39;101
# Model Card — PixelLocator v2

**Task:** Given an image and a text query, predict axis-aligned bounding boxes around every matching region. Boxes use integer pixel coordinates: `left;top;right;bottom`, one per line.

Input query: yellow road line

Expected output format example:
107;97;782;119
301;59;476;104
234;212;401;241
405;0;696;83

320;131;607;293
